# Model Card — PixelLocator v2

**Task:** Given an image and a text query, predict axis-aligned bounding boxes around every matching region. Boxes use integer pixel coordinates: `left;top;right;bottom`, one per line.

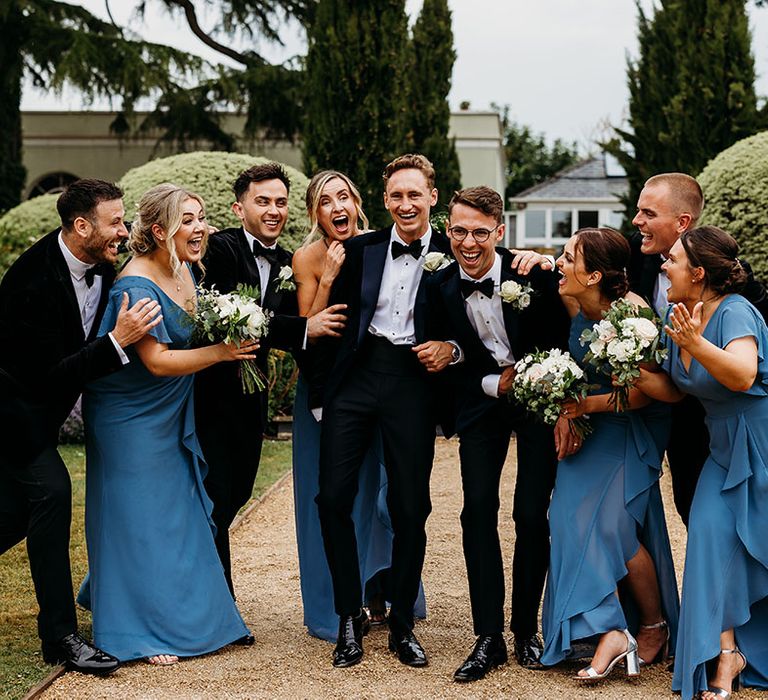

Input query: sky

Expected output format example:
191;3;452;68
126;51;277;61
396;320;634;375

20;0;768;150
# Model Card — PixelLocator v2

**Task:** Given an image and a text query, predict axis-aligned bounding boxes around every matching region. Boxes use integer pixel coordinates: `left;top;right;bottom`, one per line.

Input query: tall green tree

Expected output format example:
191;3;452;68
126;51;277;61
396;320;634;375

605;0;759;214
302;0;412;227
409;0;461;207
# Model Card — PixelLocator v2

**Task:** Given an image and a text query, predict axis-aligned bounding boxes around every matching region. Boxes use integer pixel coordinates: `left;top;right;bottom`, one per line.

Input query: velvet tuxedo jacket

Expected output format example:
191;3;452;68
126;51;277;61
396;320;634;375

425;249;570;435
0;229;122;463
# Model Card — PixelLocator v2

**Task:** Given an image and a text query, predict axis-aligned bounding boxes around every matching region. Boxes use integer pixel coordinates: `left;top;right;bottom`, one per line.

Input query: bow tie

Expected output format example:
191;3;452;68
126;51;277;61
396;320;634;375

460;277;495;300
391;239;423;260
84;264;108;288
252;240;279;265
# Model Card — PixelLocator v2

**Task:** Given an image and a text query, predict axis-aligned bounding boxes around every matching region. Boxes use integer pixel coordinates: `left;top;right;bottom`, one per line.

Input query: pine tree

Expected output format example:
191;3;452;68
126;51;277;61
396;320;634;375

409;0;461;208
302;0;412;228
0;5;26;213
605;0;759;215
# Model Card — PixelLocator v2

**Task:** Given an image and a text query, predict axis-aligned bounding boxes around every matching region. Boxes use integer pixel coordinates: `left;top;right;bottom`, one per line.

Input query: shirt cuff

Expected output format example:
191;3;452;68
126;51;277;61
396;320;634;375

482;373;501;398
310;407;323;422
108;332;130;365
447;340;464;365
301;323;308;351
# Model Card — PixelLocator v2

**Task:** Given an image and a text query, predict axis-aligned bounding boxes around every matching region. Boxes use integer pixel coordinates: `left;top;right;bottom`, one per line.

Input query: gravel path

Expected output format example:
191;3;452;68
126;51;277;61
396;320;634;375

40;438;761;699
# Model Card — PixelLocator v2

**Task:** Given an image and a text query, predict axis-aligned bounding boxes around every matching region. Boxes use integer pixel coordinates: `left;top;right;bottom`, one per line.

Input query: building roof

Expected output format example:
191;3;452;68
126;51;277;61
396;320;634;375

510;155;628;202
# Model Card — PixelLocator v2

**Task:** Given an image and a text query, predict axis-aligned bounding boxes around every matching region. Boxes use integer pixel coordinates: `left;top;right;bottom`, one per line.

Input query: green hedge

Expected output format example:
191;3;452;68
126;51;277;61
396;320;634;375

0;194;59;277
699;131;768;283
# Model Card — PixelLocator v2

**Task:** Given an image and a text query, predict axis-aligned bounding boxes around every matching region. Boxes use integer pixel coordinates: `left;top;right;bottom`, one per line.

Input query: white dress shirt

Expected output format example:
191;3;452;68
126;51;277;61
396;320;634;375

368;226;432;346
243;229;277;299
459;253;515;398
653;255;671;318
58;234;128;364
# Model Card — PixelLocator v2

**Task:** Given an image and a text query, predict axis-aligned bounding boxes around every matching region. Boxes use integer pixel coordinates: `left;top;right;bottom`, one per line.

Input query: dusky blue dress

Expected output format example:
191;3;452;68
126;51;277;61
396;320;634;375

77;276;249;661
292;376;426;641
668;295;768;698
541;310;680;666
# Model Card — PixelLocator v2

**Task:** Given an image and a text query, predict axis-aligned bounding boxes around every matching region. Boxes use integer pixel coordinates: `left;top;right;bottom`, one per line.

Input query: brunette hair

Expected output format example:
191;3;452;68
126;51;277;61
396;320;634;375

233;162;291;201
645;173;703;225
57;179;123;230
382;153;436;189
679;225;747;295
448;186;503;224
574;227;631;301
303;170;369;243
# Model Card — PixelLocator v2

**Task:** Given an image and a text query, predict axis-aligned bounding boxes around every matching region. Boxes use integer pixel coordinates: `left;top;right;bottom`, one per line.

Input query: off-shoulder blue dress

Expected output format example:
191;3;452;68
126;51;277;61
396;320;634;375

667;295;768;698
541;310;680;665
77;276;249;661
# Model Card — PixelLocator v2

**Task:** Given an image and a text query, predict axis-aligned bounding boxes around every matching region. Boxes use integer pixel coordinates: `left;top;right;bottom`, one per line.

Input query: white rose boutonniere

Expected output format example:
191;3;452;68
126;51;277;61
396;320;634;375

422;252;452;273
275;265;296;292
498;280;533;311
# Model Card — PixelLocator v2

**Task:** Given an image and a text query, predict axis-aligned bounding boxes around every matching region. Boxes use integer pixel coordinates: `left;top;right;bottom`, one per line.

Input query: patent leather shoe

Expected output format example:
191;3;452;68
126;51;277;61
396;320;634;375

513;633;544;669
42;633;120;675
454;634;508;682
232;634;255;646
332;609;370;668
388;626;428;667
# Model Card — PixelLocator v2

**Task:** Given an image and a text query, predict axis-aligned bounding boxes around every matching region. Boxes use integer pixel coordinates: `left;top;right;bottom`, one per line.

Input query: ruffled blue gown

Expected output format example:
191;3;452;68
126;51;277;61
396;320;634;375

541;311;680;665
77;277;249;661
292;376;426;641
668;295;768;698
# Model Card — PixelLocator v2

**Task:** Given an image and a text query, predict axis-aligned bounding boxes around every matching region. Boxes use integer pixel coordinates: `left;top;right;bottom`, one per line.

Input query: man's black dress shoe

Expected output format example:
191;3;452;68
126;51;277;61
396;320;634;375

233;634;255;646
513;633;544;669
454;634;508;682
388;627;428;667
42;633;120;675
332;610;370;668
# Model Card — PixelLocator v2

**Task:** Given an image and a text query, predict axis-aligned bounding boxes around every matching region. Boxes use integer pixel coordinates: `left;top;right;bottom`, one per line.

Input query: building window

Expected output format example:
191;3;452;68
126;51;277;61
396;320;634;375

578;210;599;229
552;210;572;238
27;172;79;199
525;210;546;238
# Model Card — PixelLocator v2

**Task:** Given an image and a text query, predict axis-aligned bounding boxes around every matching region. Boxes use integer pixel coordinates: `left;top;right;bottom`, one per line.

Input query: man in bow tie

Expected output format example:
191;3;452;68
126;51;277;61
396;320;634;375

312;153;457;669
0;178;162;674
194;163;345;602
425;186;569;681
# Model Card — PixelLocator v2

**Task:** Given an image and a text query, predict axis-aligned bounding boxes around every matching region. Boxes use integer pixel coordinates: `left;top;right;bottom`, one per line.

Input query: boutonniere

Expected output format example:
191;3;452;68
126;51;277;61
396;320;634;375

498;280;533;311
274;265;296;292
422;252;453;273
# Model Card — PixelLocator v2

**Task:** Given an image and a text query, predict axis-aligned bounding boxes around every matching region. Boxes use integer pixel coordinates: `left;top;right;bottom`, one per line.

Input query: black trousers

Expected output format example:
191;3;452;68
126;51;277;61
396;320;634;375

458;400;557;638
667;393;709;527
0;446;77;644
317;338;435;632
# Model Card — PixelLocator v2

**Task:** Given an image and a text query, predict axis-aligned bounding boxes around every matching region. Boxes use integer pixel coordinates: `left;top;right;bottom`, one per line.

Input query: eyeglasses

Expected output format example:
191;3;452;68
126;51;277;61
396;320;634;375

447;224;500;243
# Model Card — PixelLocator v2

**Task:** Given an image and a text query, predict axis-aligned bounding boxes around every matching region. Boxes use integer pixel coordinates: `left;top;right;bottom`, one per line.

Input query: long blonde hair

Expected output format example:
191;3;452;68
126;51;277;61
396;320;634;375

129;183;207;280
302;170;369;246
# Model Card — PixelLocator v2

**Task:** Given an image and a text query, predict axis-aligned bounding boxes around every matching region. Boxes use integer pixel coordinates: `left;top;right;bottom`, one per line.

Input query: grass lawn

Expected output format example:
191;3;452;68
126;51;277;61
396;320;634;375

0;439;292;700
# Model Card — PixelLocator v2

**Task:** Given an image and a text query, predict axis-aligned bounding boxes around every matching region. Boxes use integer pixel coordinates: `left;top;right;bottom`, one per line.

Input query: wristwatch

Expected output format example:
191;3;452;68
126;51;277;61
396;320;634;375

448;341;461;365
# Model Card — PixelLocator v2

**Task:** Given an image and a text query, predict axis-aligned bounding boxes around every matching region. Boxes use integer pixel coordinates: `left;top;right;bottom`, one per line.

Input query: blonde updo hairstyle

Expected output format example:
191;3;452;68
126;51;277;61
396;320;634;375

128;183;207;280
303;170;369;245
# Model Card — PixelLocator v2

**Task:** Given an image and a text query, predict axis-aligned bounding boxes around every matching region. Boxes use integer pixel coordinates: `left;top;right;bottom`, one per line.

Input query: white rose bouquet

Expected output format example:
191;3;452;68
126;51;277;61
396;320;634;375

498;280;533;311
192;284;270;394
579;298;668;412
511;348;593;439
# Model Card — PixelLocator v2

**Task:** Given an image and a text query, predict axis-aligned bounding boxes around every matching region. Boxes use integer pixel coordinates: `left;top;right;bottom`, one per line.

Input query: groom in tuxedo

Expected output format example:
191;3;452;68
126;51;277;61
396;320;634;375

0;179;161;674
314;154;457;669
195;162;345;602
425;186;570;680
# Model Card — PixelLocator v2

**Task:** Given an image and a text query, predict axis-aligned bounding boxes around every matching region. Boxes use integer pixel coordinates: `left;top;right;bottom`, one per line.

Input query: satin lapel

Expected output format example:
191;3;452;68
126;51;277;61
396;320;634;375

49;235;85;343
358;239;388;346
237;230;263;301
640;255;662;305
88;267;116;342
499;267;520;352
414;233;450;340
442;273;484;353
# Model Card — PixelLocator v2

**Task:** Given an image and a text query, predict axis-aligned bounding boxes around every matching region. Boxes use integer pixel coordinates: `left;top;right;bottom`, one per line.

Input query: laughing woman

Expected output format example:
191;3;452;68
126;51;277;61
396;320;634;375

637;226;768;700
77;184;253;664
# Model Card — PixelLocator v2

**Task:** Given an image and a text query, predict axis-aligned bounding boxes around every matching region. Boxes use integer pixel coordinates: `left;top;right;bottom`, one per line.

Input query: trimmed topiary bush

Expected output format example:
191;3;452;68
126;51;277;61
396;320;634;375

0;194;59;278
699;131;768;283
119;152;310;251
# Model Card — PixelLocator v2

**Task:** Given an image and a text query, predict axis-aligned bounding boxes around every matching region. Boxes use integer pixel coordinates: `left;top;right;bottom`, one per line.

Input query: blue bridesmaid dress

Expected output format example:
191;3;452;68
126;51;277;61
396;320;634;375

668;295;768;698
77;277;249;661
291;376;426;642
541;311;680;666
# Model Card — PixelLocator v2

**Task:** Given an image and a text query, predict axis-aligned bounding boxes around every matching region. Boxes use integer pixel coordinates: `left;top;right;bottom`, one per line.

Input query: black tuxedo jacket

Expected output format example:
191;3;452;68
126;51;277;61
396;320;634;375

0;229;122;463
309;226;453;408
627;232;768;322
426;249;570;435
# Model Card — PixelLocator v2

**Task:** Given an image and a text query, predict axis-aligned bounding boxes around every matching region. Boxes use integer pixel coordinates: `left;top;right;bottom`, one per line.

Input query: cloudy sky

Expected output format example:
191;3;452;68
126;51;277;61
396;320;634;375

21;0;768;150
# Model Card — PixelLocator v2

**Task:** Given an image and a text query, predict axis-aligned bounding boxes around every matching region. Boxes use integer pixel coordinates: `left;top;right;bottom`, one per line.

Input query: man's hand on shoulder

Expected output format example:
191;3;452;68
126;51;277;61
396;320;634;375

111;293;162;348
509;249;554;276
307;303;347;339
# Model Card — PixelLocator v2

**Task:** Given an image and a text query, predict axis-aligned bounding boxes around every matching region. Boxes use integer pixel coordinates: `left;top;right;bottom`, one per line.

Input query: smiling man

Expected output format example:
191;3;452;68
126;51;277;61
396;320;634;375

424;186;569;680
0;178;162;675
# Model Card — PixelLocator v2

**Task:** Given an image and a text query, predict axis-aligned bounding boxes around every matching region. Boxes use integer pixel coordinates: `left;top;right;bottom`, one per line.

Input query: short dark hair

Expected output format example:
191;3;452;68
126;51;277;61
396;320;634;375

382;154;436;190
574;227;631;301
680;225;747;296
448;186;504;224
233;163;291;201
56;179;124;230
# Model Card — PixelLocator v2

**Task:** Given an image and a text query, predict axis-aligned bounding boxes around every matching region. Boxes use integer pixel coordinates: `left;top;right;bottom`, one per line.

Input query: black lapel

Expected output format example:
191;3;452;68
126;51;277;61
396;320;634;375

87;266;116;342
237;229;264;302
49;233;86;343
263;246;292;311
358;236;389;346
498;265;522;350
414;230;451;340
640;254;663;304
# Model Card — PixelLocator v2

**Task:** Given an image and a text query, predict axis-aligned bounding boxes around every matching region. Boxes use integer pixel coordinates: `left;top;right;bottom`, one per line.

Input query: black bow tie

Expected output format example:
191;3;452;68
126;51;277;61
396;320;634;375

253;240;279;265
84;264;108;288
391;239;423;260
460;277;495;300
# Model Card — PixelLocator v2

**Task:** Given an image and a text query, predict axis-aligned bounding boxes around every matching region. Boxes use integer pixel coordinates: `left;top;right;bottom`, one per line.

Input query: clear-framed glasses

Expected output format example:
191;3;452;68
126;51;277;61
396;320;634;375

447;224;500;243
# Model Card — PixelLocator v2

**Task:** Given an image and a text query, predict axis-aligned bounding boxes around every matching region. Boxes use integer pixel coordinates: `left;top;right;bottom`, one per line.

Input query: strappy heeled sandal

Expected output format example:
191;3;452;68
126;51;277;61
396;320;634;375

574;629;640;681
638;619;670;666
700;648;747;699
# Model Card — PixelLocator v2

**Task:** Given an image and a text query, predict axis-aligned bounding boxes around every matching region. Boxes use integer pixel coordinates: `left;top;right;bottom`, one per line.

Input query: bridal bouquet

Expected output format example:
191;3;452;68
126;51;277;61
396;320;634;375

511;348;593;439
579;298;667;412
192;284;270;394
